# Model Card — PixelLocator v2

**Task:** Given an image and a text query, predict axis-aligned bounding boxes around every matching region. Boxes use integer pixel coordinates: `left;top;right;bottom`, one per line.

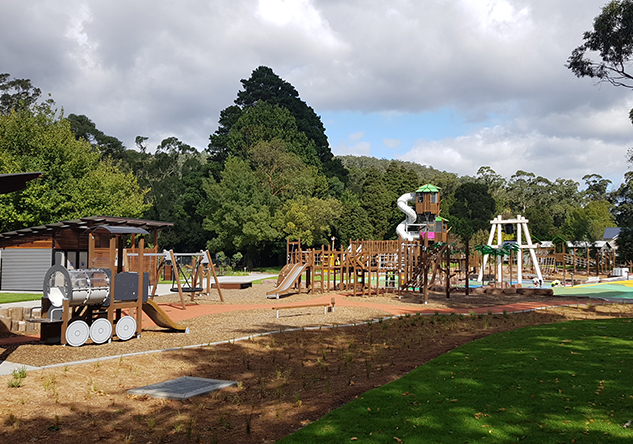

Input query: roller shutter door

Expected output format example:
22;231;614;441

1;249;52;291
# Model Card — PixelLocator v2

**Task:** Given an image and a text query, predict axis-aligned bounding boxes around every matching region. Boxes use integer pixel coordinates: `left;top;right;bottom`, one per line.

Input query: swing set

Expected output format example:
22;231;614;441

152;250;223;309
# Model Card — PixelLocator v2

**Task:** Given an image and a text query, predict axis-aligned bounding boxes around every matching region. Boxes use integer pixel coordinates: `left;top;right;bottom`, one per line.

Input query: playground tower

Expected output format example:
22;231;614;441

396;184;448;242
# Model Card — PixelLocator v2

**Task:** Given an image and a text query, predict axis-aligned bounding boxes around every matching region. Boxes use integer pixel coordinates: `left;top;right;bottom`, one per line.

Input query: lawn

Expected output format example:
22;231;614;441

279;318;633;443
0;293;41;304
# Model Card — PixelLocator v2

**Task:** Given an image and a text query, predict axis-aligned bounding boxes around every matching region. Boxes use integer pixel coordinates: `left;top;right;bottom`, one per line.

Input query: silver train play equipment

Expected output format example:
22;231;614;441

29;253;149;346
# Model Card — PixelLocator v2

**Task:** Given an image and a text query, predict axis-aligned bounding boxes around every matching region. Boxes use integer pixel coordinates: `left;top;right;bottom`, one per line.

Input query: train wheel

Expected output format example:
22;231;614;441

115;316;137;341
65;320;89;347
89;318;113;344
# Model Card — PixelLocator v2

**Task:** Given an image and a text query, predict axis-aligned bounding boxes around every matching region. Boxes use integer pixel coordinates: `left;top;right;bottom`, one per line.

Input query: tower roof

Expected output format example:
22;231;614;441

416;184;439;193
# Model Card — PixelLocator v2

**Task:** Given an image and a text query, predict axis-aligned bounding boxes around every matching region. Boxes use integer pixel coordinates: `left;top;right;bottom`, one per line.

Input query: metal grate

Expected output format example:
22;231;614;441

127;376;237;400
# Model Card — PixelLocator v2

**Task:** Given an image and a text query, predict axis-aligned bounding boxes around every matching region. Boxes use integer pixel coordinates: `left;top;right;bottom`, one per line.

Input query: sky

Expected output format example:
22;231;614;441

1;0;632;188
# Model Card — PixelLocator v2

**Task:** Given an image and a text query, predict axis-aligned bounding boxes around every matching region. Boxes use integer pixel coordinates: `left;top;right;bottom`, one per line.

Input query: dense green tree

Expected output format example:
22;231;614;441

273;197;342;247
123;136;208;251
562;200;614;242
359;168;393;239
523;207;555;241
246;139;319;201
449;182;496;240
339;155;441;184
235;67;330;163
335;192;375;245
448;182;496;293
567;0;633;122
227;101;321;167
0;108;148;230
506;171;581;232
613;172;633;261
209;66;347;182
200;157;279;265
208;105;246;166
476;166;507;211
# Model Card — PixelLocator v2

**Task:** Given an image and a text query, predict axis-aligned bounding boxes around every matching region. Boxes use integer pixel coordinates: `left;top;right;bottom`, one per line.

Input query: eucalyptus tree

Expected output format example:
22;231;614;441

67;113;126;160
567;0;633;122
0;73;54;115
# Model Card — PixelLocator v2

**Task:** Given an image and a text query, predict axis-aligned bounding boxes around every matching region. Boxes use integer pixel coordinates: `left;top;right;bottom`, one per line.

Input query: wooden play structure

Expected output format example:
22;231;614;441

396;184;449;242
267;236;454;304
266;183;457;303
535;237;617;282
28;226;204;346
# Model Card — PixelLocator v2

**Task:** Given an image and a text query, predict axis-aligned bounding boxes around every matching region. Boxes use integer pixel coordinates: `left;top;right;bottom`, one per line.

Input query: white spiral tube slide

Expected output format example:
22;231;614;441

396;192;417;241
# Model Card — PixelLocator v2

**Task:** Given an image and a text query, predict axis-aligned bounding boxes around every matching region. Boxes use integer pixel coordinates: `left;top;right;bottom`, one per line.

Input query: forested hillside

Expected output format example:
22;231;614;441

1;69;630;266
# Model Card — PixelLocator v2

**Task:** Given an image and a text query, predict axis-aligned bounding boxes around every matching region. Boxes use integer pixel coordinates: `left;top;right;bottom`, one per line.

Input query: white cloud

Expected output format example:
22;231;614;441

383;138;401;148
399;124;629;185
0;0;628;181
349;131;364;141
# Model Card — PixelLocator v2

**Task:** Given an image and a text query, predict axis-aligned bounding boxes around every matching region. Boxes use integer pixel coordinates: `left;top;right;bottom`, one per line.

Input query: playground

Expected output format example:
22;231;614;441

1;183;633;442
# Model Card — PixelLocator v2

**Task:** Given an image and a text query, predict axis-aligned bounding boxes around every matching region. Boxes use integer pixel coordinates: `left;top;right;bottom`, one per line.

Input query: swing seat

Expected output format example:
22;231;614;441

170;287;204;293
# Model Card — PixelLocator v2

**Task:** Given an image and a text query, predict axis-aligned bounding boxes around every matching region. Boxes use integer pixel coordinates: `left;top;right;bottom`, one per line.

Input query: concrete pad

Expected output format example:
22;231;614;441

0;360;41;376
153;273;277;296
127;376;237;400
0;300;41;310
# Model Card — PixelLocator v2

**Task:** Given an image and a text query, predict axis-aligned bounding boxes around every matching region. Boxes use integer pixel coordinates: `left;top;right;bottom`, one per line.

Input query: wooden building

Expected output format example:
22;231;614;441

0;216;173;291
414;184;448;243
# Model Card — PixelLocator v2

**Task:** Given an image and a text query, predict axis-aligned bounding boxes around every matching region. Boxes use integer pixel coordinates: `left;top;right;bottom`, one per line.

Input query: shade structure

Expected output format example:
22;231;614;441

0;172;42;194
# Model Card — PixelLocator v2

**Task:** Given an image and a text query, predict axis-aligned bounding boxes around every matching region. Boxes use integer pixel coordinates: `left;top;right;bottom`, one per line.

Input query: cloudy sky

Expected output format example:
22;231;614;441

2;0;632;187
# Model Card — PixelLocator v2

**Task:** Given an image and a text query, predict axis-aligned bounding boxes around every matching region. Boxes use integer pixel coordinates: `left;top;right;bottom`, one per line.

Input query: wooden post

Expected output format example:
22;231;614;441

465;236;470;296
151;256;165;296
107;237;117;327
88;233;95;268
445;243;450;299
204;250;224;302
170;250;186;309
135;237;144;336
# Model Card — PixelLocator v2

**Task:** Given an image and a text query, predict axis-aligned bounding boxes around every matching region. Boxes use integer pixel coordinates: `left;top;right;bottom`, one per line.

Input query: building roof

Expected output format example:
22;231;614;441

94;225;150;235
0;172;42;194
0;216;173;246
603;227;620;240
416;184;440;193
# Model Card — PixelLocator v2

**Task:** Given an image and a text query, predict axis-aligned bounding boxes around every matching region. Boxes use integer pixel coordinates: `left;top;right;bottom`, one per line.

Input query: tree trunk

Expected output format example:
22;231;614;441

465;236;470;296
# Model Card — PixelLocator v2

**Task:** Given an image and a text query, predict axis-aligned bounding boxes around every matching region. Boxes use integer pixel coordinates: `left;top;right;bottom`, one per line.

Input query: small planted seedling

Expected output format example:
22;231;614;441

4;412;19;429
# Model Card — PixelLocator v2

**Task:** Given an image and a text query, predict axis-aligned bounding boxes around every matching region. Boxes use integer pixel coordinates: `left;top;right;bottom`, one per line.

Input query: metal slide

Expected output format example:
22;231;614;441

266;263;307;299
396;192;417;241
142;299;189;333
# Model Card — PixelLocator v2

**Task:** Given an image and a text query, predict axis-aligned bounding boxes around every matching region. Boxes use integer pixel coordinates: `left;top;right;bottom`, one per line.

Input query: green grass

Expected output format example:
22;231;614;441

253;266;283;274
223;270;249;276
251;277;279;285
0;293;42;304
279;318;633;443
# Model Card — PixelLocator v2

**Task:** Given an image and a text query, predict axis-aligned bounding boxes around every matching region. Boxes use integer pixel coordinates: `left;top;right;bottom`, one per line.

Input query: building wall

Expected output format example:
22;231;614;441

1;248;52;291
